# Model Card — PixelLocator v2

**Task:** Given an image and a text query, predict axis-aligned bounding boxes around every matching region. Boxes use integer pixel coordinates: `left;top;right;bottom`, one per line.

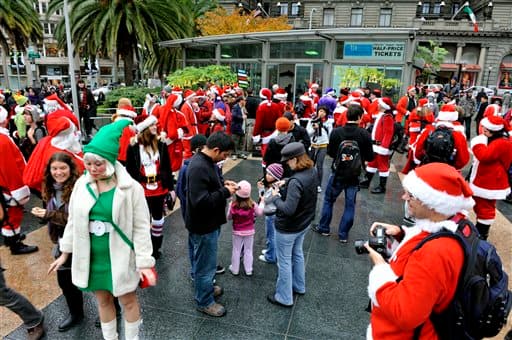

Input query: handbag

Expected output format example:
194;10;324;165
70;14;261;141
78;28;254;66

85;183;157;288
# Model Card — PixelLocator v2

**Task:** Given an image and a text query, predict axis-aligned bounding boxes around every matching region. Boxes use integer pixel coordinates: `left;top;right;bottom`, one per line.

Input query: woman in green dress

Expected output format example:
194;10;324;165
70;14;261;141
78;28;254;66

49;120;156;340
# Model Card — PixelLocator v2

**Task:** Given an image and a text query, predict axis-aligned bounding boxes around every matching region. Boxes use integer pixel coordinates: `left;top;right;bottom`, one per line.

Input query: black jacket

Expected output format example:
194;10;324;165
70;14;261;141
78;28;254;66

328;123;374;185
273;167;318;233
125;141;174;191
185;152;231;235
290;124;311;151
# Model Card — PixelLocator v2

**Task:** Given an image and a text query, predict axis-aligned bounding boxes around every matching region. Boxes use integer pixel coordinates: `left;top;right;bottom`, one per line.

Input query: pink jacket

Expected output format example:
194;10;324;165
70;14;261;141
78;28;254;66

228;201;264;236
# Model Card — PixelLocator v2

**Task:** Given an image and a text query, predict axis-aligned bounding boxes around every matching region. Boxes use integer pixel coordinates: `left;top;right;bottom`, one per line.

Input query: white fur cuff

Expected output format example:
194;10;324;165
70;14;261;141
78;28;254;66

368;263;397;307
470;134;488;149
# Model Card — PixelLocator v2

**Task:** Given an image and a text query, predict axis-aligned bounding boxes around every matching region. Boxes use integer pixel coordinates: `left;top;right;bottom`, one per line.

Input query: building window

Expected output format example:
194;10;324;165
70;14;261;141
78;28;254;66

43;23;51;35
452;3;460;15
279;2;288;16
379;8;392;27
323;8;335;26
291;3;300;16
40;1;47;14
350;8;363;27
422;3;430;15
433;2;442;14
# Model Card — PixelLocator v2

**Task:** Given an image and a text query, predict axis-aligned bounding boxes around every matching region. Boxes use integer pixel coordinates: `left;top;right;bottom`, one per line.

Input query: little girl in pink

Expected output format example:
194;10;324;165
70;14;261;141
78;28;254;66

228;180;264;276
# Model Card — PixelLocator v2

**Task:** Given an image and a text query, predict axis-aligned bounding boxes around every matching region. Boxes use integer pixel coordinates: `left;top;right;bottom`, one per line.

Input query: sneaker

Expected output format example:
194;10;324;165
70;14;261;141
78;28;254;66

228;265;239;276
261;249;268;255
311;224;330;236
240;154;248;160
216;265;225;274
317;186;322;193
246;271;253;276
258;255;271;263
339;239;348;244
197;302;226;317
213;285;223;297
267;294;293;308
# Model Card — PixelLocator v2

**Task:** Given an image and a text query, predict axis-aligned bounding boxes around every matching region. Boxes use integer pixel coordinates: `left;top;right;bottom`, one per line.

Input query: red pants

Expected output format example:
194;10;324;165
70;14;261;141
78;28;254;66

182;139;193;160
167;142;184;172
1;205;23;236
473;196;497;224
366;154;390;177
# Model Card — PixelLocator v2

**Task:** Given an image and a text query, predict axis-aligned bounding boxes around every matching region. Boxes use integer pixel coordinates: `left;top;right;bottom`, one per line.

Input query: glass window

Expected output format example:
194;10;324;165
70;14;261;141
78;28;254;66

40;1;47;14
433;3;442;14
323;8;335;26
291;3;300;16
350;8;363;27
452;3;460;15
422;3;430;14
379;8;392;27
269;41;325;59
43;23;50;35
335;41;344;59
185;46;215;59
279;3;288;16
221;62;262;91
221;43;262;59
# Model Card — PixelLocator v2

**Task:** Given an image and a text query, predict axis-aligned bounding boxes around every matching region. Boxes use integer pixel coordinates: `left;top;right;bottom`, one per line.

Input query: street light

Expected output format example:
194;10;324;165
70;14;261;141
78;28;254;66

308;8;317;30
486;66;493;87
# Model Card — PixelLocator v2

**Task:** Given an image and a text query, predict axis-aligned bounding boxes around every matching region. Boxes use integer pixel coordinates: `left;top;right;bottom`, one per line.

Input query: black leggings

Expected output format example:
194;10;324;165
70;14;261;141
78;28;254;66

57;269;83;317
145;195;165;221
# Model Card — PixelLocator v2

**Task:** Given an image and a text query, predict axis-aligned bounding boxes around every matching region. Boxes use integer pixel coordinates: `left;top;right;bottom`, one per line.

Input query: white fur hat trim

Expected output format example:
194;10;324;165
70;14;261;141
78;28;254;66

136;115;158;133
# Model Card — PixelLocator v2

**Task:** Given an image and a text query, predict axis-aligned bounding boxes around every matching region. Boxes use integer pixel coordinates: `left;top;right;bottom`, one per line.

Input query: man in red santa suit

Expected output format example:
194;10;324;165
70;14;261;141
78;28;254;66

365;162;473;340
469;115;512;240
0;106;39;254
308;83;320;109
158;85;189;172
141;93;160;117
252;88;282;160
360;98;395;194
112;100;137;164
180;89;199;159
195;89;212;135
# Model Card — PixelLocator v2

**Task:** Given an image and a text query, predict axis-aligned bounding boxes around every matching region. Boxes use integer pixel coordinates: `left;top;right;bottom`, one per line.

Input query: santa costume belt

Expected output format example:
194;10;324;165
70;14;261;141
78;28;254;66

312;144;328;149
144;175;160;184
372;141;382;145
89;221;113;236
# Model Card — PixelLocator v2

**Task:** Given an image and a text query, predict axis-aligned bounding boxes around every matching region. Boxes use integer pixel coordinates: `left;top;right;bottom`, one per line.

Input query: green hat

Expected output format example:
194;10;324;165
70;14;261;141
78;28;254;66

15;95;28;106
83;119;132;165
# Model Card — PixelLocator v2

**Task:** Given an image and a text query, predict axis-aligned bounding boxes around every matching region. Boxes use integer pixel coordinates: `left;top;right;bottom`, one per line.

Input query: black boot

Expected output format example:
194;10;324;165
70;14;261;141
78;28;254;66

475;222;490;240
4;234;38;255
58;313;84;332
371;177;388;194
151;235;163;260
359;172;374;189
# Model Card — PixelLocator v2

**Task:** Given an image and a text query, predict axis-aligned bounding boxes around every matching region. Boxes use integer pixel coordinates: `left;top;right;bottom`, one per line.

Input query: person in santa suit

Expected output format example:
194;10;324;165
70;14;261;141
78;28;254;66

412;104;470;170
252;88;283;160
111;99;137;164
363;89;381;125
298;93;315;120
207;108;227;136
141;93;160;117
195;89;212;135
180;89;199;159
396;86;417;125
333;96;349;127
365;162;473;340
273;88;288;115
308;83;320;109
475;102;503;135
0;106;39;254
125;115;174;259
24;107;85;195
158;85;189;172
360;98;395;194
469;116;512;240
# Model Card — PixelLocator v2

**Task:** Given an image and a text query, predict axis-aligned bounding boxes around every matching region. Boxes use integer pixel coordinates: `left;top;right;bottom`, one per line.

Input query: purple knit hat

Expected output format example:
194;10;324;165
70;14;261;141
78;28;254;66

266;163;284;181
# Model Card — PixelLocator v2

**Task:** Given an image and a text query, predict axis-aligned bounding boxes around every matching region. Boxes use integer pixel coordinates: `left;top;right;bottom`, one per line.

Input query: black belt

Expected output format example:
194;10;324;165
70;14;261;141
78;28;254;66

143;175;160;184
372;141;381;146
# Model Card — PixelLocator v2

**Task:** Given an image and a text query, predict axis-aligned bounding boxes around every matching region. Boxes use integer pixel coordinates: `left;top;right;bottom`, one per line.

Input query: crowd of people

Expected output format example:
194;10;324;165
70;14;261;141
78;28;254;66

0;78;511;339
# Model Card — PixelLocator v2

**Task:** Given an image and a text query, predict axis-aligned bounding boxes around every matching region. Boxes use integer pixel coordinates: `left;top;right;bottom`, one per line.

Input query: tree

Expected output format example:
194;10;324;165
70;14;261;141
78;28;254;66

0;0;42;89
197;7;292;36
166;65;236;88
414;40;448;83
48;0;198;86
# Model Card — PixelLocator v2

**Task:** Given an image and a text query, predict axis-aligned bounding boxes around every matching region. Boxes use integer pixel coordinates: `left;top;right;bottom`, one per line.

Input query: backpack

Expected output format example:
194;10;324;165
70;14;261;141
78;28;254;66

413;217;512;340
365;115;404;152
332;139;362;179
294;101;306;118
423;125;455;165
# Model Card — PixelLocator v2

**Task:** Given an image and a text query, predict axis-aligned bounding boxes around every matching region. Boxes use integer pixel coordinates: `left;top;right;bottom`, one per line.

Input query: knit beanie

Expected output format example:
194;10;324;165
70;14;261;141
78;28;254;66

83;119;132;165
275;117;291;132
236;180;251;198
266;163;284;181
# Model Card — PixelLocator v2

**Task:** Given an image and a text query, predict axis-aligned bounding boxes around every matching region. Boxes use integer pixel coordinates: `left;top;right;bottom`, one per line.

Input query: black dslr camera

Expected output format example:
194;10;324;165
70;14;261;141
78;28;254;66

354;225;391;259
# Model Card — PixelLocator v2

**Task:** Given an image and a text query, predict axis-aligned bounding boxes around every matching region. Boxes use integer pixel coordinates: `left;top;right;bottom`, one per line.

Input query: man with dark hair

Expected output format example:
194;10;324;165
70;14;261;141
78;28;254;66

74;79;96;142
186;132;237;317
474;94;488;135
312;105;374;241
283;112;311;151
244;87;260;120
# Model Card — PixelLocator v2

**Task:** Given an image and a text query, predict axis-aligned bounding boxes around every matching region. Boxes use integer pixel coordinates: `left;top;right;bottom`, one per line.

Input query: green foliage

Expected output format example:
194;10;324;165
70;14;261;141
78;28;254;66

414;41;448;82
166;65;237;88
338;67;401;93
98;86;161;111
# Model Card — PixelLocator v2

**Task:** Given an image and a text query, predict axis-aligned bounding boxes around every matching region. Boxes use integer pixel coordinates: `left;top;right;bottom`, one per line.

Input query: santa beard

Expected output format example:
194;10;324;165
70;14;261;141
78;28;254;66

51;126;82;154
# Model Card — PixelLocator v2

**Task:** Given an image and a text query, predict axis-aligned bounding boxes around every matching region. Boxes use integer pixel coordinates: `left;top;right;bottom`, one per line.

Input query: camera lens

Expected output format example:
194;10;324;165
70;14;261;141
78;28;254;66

354;240;369;254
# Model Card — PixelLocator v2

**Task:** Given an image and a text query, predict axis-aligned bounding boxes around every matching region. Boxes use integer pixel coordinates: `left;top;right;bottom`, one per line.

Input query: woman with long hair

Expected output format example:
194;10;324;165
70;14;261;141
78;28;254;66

31;152;83;331
126;115;173;259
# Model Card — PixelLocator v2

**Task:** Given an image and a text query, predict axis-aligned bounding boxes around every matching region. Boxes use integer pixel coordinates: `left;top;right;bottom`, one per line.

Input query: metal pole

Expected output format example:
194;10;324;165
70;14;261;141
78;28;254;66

308;8;317;30
64;0;80;129
16;52;21;90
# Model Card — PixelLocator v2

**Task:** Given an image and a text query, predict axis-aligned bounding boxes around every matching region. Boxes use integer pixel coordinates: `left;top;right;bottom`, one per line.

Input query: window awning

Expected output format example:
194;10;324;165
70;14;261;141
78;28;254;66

500;63;512;69
440;63;481;71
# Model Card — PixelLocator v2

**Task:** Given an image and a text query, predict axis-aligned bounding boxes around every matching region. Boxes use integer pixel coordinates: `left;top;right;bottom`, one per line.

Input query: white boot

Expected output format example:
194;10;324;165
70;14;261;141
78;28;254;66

100;319;118;340
124;319;141;340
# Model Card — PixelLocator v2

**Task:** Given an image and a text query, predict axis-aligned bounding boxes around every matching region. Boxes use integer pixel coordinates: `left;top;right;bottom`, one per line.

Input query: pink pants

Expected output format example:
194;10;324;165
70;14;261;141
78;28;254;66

231;234;254;275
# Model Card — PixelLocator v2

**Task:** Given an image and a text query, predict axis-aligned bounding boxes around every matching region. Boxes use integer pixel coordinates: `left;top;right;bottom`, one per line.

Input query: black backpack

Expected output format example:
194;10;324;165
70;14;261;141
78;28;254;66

413;217;512;340
423;125;455;165
332;139;362;179
368;113;404;152
294;101;306;118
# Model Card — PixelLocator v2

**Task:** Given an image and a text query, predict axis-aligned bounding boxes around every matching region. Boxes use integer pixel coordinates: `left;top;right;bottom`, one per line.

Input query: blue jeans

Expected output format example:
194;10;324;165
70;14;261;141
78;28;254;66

274;228;308;306
318;174;359;240
264;215;276;263
189;229;219;308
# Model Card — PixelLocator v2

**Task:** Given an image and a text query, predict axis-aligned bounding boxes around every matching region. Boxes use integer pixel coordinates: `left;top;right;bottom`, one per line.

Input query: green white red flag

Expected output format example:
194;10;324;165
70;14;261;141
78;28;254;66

463;5;479;32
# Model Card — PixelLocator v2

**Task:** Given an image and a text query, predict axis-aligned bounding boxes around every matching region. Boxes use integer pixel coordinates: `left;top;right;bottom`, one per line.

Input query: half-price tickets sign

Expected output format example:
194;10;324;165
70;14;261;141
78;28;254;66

344;41;405;61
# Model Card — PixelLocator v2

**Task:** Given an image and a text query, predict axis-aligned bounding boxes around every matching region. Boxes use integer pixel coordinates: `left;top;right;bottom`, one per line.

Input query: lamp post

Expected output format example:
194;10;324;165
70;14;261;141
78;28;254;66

64;0;80;126
486;66;492;88
308;8;317;30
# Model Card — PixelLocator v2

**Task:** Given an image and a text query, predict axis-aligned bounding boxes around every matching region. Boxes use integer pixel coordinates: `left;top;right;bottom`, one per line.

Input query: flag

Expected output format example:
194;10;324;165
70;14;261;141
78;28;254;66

463;5;479;32
237;69;248;88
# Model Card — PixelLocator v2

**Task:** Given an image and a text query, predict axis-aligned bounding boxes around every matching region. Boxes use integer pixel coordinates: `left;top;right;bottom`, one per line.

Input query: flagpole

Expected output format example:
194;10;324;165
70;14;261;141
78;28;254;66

451;1;468;21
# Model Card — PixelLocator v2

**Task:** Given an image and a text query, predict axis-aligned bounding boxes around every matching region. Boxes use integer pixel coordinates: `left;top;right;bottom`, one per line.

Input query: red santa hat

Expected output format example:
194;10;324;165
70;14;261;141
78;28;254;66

43;93;72;112
437;104;458;122
403;163;474;216
300;94;313;102
274;88;288;101
47;115;74;137
172;86;183;95
0;106;8;123
210;85;223;97
116;105;137;119
484;104;501;117
339;95;350;105
195;89;206;97
212;108;225;121
354;88;365;96
259;88;272;101
136;115;158;133
407;85;416;93
418;98;428;108
184;89;196;101
378;97;393;110
480;115;505;131
309;83;319;89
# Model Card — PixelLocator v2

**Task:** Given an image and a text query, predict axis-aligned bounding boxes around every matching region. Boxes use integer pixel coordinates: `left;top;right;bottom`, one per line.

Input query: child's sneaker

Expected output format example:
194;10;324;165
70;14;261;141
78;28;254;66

261;249;268;255
246;271;253;276
228;265;239;276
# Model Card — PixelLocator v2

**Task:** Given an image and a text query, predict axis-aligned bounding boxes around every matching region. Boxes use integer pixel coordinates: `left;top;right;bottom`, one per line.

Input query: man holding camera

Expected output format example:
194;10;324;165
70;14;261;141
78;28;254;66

364;162;474;339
